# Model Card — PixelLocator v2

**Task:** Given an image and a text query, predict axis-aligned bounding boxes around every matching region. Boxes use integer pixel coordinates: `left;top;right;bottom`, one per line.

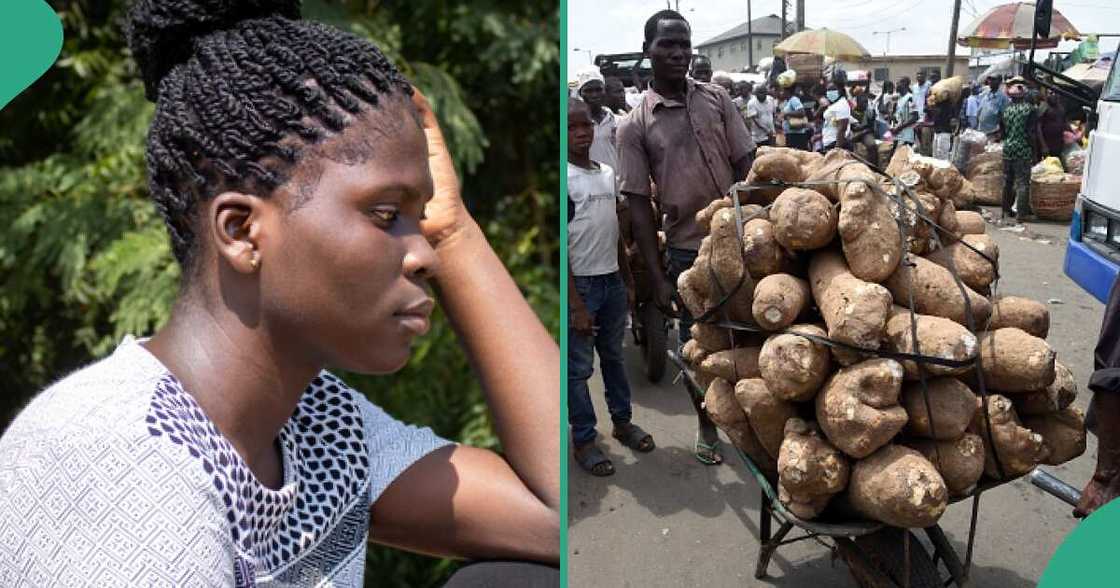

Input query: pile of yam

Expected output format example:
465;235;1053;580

685;147;1083;529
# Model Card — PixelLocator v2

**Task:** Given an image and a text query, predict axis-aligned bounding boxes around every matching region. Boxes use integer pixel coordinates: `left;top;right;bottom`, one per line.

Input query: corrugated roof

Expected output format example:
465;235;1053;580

696;15;784;48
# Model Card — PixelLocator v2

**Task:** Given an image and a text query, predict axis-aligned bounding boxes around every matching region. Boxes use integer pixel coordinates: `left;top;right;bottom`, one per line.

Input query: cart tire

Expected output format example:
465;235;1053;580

639;303;667;383
837;528;942;588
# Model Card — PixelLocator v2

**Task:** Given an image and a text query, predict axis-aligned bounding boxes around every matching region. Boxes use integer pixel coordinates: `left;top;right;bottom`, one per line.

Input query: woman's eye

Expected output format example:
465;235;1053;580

369;208;400;225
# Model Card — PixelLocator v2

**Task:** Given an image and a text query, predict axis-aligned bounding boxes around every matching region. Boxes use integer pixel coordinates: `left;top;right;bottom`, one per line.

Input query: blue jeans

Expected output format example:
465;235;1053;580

666;247;699;348
568;272;632;446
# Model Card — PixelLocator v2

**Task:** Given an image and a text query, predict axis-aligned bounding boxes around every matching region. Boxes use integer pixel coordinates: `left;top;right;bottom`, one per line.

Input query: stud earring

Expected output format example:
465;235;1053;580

250;250;260;270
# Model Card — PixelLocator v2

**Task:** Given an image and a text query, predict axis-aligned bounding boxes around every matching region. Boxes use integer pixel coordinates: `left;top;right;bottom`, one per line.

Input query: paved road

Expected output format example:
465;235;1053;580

569;207;1104;587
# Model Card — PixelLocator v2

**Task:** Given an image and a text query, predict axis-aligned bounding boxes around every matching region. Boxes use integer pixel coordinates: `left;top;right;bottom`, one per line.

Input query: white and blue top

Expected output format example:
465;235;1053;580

0;336;450;587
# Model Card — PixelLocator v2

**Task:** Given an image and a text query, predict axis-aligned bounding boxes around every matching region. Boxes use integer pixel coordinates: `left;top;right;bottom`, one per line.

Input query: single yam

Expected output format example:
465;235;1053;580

804;149;861;202
696;197;732;232
770;188;838;251
907;434;985;496
901;378;978;440
808;250;893;366
815;359;909;458
1023;407;1087;466
885;144;915;178
699;346;763;383
892;191;941;255
704;378;776;471
743;218;787;279
977;328;1056;392
752;274;812;331
1014;361;1077;416
681;339;709;367
691;323;733;353
968;395;1049;479
751;152;805;182
989;296;1050;339
955;210;986;235
735;378;799;460
938;199;961;243
758;324;831;402
778;418;850;519
951;178;977;210
848;444;949;528
757;145;825;175
709;208;747;287
838;167;904;282
925;234;1000;292
884;255;992;327
677;267;708;318
883;306;978;380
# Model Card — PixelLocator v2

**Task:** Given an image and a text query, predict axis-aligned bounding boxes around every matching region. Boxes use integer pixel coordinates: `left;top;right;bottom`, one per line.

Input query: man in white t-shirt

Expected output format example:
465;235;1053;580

576;68;619;174
567;99;651;477
746;84;777;148
821;82;851;151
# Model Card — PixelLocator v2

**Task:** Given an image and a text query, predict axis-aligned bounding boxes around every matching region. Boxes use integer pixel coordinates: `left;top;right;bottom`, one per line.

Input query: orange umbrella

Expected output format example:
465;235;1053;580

958;2;1080;49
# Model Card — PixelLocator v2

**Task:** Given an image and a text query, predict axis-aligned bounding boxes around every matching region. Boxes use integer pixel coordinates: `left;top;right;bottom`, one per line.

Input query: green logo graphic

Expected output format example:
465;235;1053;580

1039;498;1120;585
0;0;63;111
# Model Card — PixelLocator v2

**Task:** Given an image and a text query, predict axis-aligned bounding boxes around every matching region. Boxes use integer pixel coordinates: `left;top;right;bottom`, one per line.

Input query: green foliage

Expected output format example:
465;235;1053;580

0;1;557;586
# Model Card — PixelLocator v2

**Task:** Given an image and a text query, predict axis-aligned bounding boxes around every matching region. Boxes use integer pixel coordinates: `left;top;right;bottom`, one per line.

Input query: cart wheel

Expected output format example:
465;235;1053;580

836;528;942;588
639;303;667;383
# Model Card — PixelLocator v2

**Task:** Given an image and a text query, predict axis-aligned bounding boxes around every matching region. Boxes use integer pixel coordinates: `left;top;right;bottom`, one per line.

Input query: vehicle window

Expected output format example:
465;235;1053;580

1103;58;1120;102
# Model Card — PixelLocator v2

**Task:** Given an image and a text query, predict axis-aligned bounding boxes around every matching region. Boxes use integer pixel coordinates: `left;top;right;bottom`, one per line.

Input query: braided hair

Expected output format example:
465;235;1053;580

126;0;413;268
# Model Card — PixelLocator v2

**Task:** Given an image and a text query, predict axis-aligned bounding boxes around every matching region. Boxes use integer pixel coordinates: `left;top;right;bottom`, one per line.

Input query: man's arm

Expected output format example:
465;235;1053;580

627;192;673;313
721;89;755;178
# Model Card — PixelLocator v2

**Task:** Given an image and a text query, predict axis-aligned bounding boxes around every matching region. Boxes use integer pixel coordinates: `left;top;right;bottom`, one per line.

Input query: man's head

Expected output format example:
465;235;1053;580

929;71;941;84
898;76;911;95
604;77;627;111
643;10;692;84
753;83;768;101
988;75;1002;92
690;56;712;83
916;71;926;85
568;98;594;160
972;84;981;96
712;73;733;93
734;80;752;99
882;80;895;95
577;68;604;113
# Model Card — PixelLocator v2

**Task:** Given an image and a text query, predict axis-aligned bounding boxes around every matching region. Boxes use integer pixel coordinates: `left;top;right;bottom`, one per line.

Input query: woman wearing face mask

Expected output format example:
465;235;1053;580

820;82;851;152
995;78;1040;221
1039;90;1068;159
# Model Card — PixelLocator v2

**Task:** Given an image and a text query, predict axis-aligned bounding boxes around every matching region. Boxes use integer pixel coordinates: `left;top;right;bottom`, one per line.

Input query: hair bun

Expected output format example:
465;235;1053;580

127;0;301;101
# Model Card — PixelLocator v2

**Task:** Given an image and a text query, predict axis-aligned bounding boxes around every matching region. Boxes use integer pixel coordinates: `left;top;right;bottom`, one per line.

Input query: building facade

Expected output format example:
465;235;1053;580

838;55;972;84
695;15;784;72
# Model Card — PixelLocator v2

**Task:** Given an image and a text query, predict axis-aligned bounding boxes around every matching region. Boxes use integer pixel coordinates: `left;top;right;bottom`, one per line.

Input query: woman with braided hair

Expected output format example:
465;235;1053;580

0;1;559;585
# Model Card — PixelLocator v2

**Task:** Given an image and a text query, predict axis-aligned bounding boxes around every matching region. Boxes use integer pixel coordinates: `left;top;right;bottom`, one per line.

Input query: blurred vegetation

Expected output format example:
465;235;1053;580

0;0;558;585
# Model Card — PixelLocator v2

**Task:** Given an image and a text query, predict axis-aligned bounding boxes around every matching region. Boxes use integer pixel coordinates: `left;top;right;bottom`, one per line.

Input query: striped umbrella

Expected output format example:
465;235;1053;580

773;28;870;61
958;2;1080;50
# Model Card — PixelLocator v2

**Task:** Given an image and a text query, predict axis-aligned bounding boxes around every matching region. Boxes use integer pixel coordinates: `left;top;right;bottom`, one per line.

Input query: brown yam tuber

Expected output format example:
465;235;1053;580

989;296;1050;339
848;444;949;528
907;434;985;496
735;378;799;460
681;339;709;366
1014;361;1077;416
691;323;732;352
952;178;977;210
938;199;961;242
742;218;788;279
704;378;776;471
883;306;978;380
804;149;860;202
699;346;763;383
955;210;986;235
815;358;909;458
778;418;850;519
1023;407;1086;466
900;378;977;440
925;234;999;292
968;395;1049;478
884;255;992;327
752;274;812;331
977;328;1056;392
837;165;904;282
758;324;831;402
757;146;824;175
696;197;731;231
809;250;893;365
770;188;838;251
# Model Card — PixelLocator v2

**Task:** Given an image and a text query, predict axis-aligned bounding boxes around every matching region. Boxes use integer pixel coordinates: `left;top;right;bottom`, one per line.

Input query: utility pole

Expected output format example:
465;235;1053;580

781;0;796;38
747;0;753;69
796;0;804;32
946;0;963;76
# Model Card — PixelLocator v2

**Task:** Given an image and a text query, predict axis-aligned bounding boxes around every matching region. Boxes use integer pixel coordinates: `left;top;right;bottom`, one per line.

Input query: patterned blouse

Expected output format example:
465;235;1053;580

1001;102;1037;161
0;336;450;586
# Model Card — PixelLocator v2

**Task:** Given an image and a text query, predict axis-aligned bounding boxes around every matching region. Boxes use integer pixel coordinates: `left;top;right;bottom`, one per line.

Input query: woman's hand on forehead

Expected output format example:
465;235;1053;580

411;89;475;250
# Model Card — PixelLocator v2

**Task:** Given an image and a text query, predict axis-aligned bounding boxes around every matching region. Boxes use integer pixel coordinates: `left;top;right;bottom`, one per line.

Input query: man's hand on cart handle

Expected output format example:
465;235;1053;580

1074;471;1120;519
653;276;680;319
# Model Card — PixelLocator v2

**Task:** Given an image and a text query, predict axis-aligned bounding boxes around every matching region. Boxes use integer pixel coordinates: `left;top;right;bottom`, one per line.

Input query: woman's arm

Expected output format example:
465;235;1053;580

368;90;559;562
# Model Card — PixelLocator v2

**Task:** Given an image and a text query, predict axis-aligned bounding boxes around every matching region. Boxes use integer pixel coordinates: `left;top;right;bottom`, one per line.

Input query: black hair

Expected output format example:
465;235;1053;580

644;9;689;44
126;0;412;268
691;54;711;67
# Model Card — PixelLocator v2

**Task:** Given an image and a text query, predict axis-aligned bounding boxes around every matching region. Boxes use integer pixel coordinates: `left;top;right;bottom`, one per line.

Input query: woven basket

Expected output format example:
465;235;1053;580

1030;175;1080;221
971;174;1004;206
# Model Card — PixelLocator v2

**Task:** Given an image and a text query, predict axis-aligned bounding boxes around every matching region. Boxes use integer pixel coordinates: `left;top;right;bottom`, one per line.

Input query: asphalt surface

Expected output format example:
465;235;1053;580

568;207;1104;587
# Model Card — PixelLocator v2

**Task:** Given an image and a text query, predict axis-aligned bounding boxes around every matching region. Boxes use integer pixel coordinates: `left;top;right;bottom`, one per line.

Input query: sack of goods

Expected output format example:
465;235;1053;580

684;146;1083;529
966;144;1004;206
1031;173;1081;222
928;76;965;106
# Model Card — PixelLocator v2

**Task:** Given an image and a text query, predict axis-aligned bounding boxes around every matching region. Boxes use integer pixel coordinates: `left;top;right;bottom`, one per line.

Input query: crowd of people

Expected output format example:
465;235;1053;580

566;8;1084;477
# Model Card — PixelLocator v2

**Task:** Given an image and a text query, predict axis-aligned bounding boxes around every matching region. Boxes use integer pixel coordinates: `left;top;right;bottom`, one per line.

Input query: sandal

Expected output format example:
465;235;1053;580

574;443;614;476
695;432;723;465
612;422;655;453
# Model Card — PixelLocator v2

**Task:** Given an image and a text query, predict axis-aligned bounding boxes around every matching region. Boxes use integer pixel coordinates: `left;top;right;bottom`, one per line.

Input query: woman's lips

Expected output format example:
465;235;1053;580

396;298;434;336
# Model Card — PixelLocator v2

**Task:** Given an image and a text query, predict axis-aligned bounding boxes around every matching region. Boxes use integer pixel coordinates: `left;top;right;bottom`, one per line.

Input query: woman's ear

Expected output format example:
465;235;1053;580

209;191;266;274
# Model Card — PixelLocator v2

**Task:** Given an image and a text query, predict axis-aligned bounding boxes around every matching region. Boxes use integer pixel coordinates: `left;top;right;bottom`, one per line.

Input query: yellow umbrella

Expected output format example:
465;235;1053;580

773;28;870;61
